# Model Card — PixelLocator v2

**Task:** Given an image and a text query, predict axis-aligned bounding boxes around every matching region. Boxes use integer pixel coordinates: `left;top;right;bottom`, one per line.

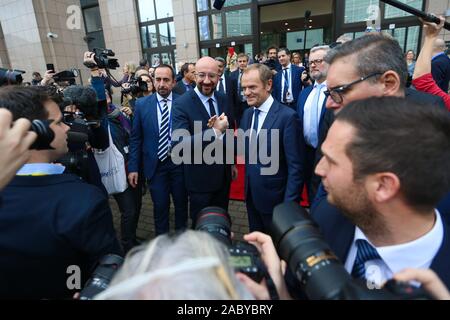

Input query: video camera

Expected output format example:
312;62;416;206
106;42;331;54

0;68;25;86
263;58;277;71
271;202;432;300
84;48;119;70
195;207;266;283
121;77;148;96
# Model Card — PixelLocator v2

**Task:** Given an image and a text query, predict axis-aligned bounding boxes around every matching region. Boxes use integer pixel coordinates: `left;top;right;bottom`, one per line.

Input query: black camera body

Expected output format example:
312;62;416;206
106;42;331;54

0;68;25;86
195;207;265;283
91;48;119;70
121;77;148;96
263;58;277;71
271;202;432;300
79;254;124;300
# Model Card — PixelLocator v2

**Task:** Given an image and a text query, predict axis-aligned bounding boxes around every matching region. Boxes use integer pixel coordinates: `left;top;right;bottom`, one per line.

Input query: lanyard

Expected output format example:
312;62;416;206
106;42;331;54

283;68;290;88
157;99;172;140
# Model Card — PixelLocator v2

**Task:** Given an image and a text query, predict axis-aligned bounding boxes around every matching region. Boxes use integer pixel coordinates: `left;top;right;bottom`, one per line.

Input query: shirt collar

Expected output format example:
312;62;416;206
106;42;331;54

194;86;216;104
353;209;444;274
156;92;172;103
432;52;445;60
283;63;291;70
182;79;190;86
315;80;327;89
17;163;66;176
255;95;274;114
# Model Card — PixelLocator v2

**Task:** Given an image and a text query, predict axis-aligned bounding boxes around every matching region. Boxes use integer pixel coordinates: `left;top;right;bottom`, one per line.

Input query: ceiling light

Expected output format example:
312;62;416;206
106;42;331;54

309;19;312;22
287;28;291;31
285;22;288;26
309;26;312;28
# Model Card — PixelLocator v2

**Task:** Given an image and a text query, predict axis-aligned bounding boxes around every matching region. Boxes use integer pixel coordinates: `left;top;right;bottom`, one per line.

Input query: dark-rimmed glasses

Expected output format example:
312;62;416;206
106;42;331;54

324;72;383;104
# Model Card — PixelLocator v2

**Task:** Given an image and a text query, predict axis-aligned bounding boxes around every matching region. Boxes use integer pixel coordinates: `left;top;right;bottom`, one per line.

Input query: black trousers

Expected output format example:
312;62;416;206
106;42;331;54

189;184;230;227
113;187;139;253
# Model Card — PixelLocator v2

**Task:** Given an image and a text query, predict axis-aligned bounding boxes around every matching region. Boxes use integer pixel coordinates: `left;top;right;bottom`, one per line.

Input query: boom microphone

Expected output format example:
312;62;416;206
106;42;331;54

380;0;450;30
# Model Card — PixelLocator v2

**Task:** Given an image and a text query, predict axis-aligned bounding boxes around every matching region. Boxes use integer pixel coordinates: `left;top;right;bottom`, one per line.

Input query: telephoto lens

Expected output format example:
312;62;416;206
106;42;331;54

195;207;232;247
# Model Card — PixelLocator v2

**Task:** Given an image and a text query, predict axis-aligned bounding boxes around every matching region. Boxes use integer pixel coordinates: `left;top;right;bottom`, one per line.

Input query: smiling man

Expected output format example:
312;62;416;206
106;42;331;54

239;63;304;233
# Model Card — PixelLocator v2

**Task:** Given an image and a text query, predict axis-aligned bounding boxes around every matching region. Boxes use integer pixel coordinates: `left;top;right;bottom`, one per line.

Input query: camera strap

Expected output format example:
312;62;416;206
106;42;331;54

257;259;280;300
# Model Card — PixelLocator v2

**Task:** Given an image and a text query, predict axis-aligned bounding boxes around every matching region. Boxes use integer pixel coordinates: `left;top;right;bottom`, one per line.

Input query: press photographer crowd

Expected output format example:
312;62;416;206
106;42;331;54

1;8;450;301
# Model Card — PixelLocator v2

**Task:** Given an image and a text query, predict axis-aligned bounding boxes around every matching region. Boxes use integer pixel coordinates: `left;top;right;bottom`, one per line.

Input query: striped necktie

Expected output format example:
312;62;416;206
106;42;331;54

157;99;170;161
351;239;382;279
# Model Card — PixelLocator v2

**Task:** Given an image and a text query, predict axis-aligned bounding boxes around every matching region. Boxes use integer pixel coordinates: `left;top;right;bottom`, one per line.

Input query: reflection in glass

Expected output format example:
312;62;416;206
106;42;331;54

344;0;379;24
141;25;157;49
244;43;253;58
155;0;173;19
161;52;172;65
226;9;251;37
138;0;156;22
392;27;406;51
406;26;420;53
212;14;222;39
84;6;103;33
197;0;209;11
224;0;251;7
198;16;210;41
201;48;209;57
151;53;161;67
159;22;176;46
385;0;422;19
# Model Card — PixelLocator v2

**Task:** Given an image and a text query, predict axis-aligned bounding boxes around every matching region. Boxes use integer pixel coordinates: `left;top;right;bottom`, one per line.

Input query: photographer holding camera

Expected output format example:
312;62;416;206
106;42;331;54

0;86;122;299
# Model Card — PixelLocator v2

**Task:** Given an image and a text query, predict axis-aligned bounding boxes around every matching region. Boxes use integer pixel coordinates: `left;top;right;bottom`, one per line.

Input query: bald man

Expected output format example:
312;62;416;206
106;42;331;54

431;38;450;92
171;56;235;224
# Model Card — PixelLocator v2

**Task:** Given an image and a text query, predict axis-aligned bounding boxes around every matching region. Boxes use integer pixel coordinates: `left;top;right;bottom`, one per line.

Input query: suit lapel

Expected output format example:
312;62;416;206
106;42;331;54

143;95;159;134
260;100;280;131
190;90;211;122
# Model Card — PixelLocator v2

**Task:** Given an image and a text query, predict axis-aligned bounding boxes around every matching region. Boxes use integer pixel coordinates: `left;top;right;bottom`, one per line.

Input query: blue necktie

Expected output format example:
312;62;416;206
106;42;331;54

282;68;289;103
218;77;225;94
238;71;244;101
208;98;216;117
351;239;382;279
308;83;324;148
185;84;191;92
250;108;261;159
157;99;170;161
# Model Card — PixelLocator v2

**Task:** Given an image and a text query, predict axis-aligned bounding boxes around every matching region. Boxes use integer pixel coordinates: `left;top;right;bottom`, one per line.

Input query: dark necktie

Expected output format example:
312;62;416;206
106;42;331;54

218;77;225;93
351;239;382;279
251;108;260;144
208;98;216;117
157;99;170;161
282;68;289;103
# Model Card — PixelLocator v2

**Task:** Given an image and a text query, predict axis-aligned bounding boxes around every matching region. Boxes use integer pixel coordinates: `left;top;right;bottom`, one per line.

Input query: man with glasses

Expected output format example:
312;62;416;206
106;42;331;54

296;45;330;203
172;56;235;224
312;33;447;213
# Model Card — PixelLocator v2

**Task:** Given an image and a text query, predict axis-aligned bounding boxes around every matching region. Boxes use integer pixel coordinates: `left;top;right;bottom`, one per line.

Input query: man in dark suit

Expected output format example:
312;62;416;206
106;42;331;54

431;38;450;92
215;57;232;95
128;64;188;236
172;62;195;95
171;56;235;224
239;63;304;233
297;45;330;203
229;53;250;126
312;97;450;289
272;48;305;110
0;86;121;299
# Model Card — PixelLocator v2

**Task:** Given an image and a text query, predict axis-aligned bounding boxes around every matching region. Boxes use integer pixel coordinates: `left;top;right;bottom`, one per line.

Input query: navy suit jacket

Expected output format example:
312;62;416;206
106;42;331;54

310;197;450;289
229;69;249;122
129;93;180;180
240;99;305;214
171;89;233;193
431;53;450;93
0;174;122;299
296;84;328;144
272;64;305;106
173;80;195;96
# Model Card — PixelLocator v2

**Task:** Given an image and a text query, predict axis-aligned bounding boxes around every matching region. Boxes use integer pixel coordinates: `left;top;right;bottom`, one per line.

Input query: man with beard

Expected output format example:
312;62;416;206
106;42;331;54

312;97;450;289
296;45;330;202
171;56;235;224
128;64;188;236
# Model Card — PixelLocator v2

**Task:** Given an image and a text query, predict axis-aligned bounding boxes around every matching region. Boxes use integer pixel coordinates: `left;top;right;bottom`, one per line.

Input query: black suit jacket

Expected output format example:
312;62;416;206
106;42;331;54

230;69;249;123
173;80;195;96
171;89;233;193
0;174;122;299
431;53;450;93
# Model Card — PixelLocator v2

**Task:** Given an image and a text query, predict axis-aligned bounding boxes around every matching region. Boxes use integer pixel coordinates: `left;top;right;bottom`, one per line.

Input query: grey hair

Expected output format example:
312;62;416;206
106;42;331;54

215;57;226;64
310;45;330;54
96;231;254;300
324;34;408;90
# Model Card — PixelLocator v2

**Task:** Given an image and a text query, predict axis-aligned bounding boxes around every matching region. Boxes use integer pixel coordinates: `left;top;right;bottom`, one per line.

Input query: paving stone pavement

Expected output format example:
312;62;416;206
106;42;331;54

109;196;250;243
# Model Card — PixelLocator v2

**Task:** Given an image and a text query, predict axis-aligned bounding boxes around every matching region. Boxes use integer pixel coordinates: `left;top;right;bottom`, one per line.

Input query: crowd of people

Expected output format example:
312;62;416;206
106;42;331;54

0;15;449;300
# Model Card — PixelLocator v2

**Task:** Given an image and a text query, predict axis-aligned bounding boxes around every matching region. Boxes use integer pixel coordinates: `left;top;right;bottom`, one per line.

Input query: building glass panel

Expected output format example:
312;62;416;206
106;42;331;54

344;0;379;23
198;16;210;40
84;6;103;33
226;9;251;37
197;0;209;11
384;0;423;19
159;22;176;46
212;14;222;40
138;0;156;22
155;0;173;19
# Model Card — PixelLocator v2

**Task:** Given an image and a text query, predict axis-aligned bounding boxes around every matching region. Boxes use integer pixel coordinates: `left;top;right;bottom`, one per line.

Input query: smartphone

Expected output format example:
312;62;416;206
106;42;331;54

46;63;54;72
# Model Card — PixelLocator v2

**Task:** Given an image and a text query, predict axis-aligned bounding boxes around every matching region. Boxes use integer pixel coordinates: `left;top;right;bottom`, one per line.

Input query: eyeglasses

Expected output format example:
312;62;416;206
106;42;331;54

324;72;383;104
309;59;324;65
195;72;218;80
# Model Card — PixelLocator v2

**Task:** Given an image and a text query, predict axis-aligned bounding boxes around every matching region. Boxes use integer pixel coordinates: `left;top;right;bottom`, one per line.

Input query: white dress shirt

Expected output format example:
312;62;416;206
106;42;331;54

194;86;219;117
303;80;327;144
156;92;174;131
249;95;274;143
280;63;293;103
344;209;444;288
